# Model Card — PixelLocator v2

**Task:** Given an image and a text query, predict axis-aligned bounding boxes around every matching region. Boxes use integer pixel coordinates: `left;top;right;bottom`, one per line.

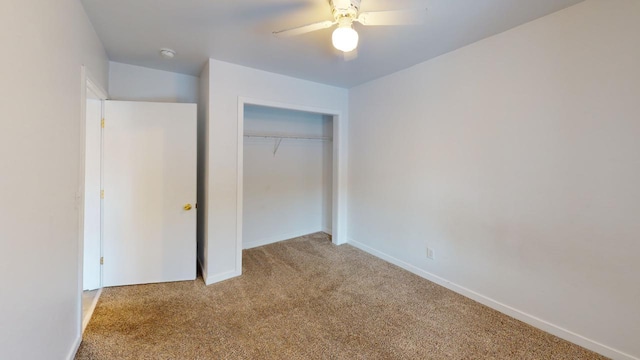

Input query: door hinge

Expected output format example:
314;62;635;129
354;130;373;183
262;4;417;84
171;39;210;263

101;118;105;128
100;257;104;265
100;190;104;199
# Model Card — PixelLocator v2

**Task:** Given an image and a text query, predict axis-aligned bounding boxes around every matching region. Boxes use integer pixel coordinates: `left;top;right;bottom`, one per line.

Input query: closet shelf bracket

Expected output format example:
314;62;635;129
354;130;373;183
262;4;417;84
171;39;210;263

273;138;283;156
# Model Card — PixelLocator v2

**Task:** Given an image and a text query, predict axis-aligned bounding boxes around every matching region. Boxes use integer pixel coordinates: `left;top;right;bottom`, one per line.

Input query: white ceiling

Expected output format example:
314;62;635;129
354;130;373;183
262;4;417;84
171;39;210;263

81;0;584;88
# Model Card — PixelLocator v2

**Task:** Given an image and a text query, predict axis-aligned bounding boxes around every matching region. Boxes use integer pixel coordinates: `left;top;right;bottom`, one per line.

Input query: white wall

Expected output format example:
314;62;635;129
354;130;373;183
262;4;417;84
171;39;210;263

109;61;199;103
243;105;333;249
202;59;348;284
0;0;109;359
347;1;640;359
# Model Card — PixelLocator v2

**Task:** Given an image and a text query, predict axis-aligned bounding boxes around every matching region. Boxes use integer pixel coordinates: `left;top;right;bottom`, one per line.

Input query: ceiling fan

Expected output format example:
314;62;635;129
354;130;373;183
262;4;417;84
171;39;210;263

273;0;426;54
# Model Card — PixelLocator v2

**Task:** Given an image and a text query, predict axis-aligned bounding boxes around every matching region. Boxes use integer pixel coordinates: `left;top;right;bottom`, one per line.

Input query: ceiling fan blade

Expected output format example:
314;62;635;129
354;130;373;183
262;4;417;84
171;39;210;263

273;20;336;38
356;9;427;26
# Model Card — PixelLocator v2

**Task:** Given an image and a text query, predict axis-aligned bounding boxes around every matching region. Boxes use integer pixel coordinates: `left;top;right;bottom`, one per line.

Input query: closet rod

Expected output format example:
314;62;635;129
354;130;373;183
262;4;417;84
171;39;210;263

244;133;332;141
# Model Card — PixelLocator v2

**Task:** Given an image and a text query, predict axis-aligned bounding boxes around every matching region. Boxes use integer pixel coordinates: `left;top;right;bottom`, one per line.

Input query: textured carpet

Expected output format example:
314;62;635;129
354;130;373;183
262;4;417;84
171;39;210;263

76;233;606;359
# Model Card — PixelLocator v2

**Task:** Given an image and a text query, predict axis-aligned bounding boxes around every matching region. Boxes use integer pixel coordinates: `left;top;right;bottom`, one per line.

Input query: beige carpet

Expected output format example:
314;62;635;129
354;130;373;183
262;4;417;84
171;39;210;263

76;233;606;359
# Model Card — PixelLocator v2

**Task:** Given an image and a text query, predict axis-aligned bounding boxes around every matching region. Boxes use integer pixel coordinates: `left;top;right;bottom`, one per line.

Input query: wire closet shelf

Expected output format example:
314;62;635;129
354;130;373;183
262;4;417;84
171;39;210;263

243;133;333;156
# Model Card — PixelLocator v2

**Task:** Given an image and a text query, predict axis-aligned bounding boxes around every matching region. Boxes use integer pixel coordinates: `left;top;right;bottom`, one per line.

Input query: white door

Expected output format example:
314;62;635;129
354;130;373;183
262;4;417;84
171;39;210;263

103;101;197;287
83;98;102;291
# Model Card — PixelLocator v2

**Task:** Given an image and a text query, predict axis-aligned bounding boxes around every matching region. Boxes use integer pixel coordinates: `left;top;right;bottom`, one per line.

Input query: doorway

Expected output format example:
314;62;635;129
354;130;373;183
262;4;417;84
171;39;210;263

78;67;108;334
77;70;198;335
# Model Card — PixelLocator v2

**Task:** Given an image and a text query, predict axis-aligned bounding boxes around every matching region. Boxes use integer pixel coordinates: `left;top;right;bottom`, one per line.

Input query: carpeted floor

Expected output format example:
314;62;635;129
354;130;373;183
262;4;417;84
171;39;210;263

76;233;606;359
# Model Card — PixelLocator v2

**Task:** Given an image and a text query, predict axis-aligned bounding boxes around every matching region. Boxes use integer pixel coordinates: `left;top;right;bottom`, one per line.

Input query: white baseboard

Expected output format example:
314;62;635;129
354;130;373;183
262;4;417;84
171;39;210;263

198;257;208;285
347;238;637;360
204;269;241;285
66;334;82;360
243;228;325;249
70;287;103;359
82;288;102;333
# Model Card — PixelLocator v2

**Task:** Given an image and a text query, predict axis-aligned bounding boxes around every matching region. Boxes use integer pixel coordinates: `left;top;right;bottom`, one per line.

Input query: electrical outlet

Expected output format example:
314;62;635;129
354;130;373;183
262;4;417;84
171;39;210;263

426;247;435;260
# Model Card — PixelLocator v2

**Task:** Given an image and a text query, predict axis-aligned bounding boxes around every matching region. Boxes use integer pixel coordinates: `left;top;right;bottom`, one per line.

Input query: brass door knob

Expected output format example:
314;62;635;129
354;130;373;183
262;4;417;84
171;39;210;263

184;204;192;211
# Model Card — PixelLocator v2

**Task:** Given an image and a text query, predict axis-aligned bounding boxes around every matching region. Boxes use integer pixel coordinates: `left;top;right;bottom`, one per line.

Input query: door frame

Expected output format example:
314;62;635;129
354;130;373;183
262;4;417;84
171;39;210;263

236;97;347;277
77;66;108;335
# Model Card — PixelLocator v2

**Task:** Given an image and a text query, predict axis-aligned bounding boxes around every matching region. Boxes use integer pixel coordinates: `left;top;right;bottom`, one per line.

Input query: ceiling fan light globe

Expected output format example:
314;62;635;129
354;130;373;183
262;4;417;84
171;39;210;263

332;26;359;52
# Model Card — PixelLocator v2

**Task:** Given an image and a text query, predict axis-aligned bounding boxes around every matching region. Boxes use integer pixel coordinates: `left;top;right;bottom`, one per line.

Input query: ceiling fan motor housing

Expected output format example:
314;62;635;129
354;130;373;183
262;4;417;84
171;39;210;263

331;0;360;20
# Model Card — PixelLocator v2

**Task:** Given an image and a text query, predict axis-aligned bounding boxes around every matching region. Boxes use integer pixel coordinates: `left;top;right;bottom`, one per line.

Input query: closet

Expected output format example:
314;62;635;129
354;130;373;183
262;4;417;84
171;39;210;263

242;105;333;249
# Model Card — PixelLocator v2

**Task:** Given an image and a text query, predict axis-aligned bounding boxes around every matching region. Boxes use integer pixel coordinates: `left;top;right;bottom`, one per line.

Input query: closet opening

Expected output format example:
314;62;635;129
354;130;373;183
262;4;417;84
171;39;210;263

242;104;333;248
236;98;345;272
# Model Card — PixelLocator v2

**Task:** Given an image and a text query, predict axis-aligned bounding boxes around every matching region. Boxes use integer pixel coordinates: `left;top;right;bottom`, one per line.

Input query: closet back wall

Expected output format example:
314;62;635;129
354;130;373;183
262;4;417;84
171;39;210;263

243;105;332;249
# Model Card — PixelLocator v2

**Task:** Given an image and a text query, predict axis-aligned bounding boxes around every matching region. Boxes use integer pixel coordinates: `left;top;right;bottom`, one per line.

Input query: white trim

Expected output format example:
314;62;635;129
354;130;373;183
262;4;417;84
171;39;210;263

86;76;108;100
66;335;82;360
81;288;103;333
198;257;208;285
77;65;108;354
235;97;346;283
243;229;327;249
347;238;638;360
204;269;242;285
236;99;245;279
239;97;343;117
76;66;87;351
330;106;346;246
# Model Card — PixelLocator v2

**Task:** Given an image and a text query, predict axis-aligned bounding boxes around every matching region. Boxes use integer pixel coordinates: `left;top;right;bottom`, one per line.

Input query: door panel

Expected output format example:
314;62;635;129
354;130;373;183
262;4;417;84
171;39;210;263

103;101;196;287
